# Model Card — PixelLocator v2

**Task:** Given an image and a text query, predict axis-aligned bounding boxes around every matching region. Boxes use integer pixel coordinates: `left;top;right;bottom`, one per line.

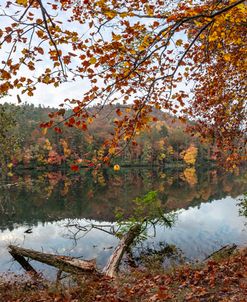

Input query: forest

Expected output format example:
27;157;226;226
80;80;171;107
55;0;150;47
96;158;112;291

1;102;221;174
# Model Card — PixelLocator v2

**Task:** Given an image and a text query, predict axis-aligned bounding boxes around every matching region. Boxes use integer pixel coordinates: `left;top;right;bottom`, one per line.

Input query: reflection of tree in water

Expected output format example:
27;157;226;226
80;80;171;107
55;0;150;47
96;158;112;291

132;242;185;271
62;191;176;244
0;168;247;230
60;191;178;273
0;185;16;219
238;193;247;222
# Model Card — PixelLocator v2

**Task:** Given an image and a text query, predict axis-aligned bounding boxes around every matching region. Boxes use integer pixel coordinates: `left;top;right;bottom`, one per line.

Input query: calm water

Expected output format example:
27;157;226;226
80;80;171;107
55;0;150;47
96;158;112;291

0;167;246;275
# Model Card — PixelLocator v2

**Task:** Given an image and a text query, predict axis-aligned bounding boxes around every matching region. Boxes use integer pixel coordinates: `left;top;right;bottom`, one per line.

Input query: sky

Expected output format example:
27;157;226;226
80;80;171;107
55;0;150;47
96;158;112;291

0;0;191;110
0;1;91;108
2;80;86;108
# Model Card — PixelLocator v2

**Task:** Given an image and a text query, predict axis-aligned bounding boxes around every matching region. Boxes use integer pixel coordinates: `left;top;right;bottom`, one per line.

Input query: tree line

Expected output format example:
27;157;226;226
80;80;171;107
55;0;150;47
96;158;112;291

0;102;221;174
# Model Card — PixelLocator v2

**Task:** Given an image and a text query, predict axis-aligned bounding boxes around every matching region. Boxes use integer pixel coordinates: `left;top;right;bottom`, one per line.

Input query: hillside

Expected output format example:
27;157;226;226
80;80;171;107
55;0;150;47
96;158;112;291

0;102;215;171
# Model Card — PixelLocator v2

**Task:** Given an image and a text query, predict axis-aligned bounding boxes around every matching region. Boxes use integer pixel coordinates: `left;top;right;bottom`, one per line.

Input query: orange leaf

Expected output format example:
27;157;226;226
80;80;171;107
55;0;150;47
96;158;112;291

116;108;122;116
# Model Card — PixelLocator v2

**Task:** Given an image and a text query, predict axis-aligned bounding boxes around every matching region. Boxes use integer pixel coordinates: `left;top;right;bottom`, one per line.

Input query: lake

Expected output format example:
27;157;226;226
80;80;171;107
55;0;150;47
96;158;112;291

0;167;246;276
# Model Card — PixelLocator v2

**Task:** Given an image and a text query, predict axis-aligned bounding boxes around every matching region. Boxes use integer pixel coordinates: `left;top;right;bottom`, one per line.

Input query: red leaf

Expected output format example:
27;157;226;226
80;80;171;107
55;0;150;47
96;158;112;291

70;165;79;172
54;127;62;133
69;117;75;125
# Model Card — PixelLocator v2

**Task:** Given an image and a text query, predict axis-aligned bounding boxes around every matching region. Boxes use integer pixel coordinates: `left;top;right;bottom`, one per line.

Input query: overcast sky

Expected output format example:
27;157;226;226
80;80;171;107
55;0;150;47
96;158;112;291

2;80;87;108
0;1;191;109
0;1;92;108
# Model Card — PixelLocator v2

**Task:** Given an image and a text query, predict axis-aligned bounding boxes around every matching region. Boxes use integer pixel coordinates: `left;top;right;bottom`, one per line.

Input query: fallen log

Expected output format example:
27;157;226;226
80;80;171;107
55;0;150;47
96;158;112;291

8;223;142;278
8;245;97;276
9;248;39;276
103;223;142;277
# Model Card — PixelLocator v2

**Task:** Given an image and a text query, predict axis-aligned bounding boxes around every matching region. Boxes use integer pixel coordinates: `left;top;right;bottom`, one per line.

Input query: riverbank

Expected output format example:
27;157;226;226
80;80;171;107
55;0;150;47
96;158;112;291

1;246;246;302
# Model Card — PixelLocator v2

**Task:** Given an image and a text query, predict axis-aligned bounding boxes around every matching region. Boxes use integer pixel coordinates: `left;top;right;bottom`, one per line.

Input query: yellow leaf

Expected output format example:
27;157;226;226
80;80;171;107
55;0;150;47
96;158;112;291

105;10;117;19
123;61;131;67
109;147;115;154
138;35;151;51
176;39;183;46
120;12;128;18
7;163;13;169
89;57;97;64
223;53;231;61
113;164;120;171
138;45;146;51
124;134;131;141
112;32;121;41
43;75;50;84
146;5;153;16
87;117;93;124
42;128;48;135
16;0;28;6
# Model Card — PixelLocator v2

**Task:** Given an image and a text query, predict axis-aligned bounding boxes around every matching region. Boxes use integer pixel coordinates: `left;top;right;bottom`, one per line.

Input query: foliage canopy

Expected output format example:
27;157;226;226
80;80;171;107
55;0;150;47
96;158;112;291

0;0;246;167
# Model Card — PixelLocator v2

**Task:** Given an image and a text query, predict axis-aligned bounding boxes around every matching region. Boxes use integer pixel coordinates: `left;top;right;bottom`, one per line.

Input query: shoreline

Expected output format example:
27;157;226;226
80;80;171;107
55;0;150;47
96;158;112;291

0;245;246;301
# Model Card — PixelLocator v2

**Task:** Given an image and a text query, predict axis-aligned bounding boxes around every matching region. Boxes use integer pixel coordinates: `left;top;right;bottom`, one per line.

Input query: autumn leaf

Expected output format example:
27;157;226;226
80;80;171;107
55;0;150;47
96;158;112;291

87;117;93;124
41;127;47;136
54;127;62;134
89;57;97;64
16;0;28;6
68;117;75;125
109;146;115;154
145;5;154;16
105;10;117;19
223;53;231;61
116;108;122;116
176;39;183;46
70;164;79;172
112;32;121;41
113;164;120;171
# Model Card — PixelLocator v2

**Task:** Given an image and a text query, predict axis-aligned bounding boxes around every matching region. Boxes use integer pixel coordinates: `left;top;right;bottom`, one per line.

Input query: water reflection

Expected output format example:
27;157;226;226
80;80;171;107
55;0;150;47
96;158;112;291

0;196;246;275
143;196;247;261
0;167;246;274
0;168;246;230
0;219;119;275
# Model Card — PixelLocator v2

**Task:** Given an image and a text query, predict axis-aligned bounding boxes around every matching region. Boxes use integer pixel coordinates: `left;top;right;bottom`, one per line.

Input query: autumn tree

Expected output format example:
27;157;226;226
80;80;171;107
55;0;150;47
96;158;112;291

0;0;246;168
181;144;198;165
0;103;20;173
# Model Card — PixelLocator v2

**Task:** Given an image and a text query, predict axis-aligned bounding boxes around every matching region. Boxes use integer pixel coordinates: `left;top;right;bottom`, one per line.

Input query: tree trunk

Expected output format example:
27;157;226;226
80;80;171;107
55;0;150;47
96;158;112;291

8;245;97;275
103;224;142;277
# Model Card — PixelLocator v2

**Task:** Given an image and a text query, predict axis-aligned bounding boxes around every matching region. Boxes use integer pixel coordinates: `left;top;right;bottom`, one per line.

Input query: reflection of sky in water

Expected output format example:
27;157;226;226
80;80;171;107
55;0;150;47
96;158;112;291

143;196;247;260
0;195;246;275
0;220;119;275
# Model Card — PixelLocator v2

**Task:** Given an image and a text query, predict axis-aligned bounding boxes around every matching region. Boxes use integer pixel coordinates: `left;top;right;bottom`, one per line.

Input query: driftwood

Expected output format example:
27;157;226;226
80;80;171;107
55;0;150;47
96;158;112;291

8;245;97;276
103;224;142;277
8;224;142;278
